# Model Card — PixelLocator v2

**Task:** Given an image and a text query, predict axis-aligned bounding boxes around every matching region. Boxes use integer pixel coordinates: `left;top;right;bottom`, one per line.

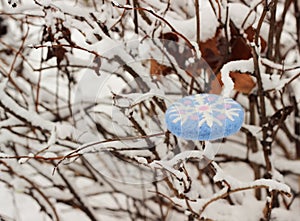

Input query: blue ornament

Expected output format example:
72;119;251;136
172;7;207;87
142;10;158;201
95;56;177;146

165;94;244;141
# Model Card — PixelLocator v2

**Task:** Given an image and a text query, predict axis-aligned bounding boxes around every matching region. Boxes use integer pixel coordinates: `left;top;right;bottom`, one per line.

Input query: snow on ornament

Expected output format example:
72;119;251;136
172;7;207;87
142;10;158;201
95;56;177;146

165;94;244;141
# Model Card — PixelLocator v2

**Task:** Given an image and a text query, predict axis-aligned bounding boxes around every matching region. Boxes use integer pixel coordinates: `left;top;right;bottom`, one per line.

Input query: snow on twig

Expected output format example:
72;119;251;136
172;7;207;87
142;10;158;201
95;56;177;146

220;58;254;97
0;81;55;132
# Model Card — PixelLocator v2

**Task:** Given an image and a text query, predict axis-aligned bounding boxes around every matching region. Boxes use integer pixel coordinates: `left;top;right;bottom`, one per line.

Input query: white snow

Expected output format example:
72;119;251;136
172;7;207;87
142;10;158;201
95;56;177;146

261;73;291;91
42;152;58;158
229;3;256;29
220;58;254;97
163;1;219;42
0;81;55;132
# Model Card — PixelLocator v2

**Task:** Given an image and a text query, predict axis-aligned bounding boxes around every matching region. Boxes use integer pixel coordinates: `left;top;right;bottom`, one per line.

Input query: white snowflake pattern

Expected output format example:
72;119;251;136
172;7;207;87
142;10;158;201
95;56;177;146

167;94;241;128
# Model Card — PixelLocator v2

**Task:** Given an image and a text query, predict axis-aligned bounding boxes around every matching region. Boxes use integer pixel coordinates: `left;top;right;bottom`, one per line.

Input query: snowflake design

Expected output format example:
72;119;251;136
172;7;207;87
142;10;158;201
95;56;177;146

167;94;242;128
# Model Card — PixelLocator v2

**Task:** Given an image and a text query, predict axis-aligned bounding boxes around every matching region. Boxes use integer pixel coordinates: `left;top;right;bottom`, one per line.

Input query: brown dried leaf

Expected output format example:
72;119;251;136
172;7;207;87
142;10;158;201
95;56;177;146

211;71;255;94
150;59;172;77
199;29;226;72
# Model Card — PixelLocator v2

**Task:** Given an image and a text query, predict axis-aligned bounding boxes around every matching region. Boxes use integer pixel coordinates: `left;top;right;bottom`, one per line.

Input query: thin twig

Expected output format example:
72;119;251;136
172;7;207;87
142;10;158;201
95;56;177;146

111;2;196;53
195;0;200;49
